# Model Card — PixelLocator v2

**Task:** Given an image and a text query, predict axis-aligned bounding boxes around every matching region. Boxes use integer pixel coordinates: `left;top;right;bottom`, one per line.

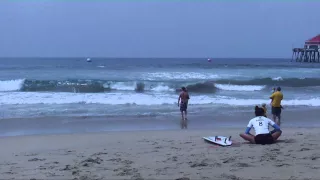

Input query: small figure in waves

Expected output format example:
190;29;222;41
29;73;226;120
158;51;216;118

178;87;190;129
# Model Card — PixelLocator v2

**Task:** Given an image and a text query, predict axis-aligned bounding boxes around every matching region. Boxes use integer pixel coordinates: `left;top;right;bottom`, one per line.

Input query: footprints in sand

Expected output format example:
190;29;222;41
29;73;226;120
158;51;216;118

2;131;320;179
189;159;222;168
275;163;291;167
175;177;190;180
58;151;142;180
231;162;251;168
111;159;141;179
92;152;108;156
303;154;320;161
28;158;46;162
218;173;241;180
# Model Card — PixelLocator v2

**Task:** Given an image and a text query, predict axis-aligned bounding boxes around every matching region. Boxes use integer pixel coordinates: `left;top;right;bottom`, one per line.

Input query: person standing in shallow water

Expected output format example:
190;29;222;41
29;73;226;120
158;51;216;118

178;87;190;129
270;87;283;126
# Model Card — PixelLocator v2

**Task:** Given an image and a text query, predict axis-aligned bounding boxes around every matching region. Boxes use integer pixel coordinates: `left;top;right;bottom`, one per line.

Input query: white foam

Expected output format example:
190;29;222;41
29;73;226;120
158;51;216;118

150;85;174;92
272;76;283;81
1;92;320;106
214;84;265;91
142;72;221;80
0;79;25;92
107;82;135;91
104;82;175;92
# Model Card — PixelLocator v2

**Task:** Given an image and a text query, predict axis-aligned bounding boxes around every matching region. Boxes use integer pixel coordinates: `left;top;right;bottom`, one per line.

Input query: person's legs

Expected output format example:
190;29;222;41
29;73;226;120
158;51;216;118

239;133;255;144
180;103;187;129
183;112;188;129
277;112;281;126
180;110;184;129
275;108;281;126
271;130;282;141
271;107;277;122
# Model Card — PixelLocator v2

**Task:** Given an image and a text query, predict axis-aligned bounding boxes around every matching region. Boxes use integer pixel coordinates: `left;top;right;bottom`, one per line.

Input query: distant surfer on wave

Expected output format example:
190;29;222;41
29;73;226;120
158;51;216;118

178;87;190;129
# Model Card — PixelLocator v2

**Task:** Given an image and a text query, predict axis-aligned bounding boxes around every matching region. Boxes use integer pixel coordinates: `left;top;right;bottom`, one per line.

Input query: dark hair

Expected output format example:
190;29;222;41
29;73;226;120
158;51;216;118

255;106;264;116
181;87;187;92
277;87;281;91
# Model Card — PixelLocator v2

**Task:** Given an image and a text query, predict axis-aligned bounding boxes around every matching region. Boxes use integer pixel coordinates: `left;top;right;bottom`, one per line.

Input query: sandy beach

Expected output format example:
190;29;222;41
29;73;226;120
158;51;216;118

1;127;319;180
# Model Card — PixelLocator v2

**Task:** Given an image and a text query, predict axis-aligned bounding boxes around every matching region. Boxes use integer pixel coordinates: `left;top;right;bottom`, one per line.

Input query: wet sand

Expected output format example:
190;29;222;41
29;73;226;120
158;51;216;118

1;106;320;137
0;128;319;179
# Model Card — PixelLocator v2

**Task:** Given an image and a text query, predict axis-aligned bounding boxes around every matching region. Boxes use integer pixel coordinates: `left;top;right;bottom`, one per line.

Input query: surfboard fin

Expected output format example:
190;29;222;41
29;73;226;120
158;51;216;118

229;136;232;141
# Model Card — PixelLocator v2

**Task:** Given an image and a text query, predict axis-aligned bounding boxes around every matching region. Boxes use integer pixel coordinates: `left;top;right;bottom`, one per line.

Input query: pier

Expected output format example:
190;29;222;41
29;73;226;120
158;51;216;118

292;34;320;63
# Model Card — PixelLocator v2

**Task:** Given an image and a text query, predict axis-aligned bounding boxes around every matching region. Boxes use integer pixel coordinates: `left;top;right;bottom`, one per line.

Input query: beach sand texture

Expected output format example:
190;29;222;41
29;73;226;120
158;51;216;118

1;128;319;180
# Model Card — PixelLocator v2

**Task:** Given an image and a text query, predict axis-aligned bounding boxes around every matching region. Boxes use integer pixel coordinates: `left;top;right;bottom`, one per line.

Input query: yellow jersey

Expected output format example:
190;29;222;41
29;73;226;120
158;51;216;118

270;91;283;107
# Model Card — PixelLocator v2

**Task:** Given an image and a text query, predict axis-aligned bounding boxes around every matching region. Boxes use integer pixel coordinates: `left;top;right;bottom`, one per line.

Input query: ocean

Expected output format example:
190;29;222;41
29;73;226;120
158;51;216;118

1;57;320;121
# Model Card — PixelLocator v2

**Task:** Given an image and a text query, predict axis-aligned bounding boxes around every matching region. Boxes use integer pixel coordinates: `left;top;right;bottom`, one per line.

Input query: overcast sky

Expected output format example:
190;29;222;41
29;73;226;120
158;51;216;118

0;1;319;58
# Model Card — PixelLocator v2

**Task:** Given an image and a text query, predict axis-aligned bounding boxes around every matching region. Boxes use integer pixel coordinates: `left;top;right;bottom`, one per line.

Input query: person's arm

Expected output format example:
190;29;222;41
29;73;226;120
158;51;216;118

245;121;253;135
269;119;282;132
177;94;181;106
245;127;252;134
270;93;274;105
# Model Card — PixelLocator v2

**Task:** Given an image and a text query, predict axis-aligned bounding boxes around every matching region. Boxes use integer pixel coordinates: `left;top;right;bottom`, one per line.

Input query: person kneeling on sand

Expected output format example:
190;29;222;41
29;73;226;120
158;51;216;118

239;106;282;145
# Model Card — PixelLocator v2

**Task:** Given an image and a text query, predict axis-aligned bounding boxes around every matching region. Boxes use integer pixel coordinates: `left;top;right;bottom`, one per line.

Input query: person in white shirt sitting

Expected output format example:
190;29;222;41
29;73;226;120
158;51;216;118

239;106;282;145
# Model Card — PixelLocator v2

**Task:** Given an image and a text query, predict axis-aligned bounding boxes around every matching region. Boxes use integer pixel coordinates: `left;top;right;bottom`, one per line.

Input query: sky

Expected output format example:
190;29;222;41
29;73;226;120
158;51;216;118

0;1;319;58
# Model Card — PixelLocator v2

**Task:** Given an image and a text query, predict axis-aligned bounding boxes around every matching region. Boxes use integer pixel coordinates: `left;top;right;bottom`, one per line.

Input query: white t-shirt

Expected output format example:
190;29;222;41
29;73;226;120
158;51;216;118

247;116;275;135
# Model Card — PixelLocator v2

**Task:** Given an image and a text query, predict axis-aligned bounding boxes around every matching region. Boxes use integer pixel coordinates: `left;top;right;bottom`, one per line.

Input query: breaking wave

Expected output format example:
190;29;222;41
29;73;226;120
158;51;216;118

1;92;320;106
1;77;320;93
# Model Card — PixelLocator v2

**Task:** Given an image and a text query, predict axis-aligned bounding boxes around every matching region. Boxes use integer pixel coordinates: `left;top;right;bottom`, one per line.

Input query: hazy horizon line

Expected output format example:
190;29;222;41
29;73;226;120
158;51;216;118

0;56;291;60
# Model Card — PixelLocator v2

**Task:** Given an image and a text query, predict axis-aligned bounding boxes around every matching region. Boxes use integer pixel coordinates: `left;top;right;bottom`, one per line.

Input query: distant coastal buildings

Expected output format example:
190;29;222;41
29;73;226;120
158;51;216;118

292;34;320;63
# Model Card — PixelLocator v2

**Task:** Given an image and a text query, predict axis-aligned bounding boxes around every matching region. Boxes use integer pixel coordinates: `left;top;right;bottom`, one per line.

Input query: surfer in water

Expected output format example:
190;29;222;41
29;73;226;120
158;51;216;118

239;106;282;145
178;87;190;129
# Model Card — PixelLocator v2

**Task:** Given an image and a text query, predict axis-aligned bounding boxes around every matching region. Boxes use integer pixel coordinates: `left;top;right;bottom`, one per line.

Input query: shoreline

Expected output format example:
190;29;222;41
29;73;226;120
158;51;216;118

1;106;320;137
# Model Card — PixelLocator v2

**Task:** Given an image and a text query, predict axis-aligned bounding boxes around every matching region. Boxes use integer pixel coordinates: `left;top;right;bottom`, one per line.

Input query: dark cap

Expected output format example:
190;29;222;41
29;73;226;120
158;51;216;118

277;87;281;91
254;106;264;116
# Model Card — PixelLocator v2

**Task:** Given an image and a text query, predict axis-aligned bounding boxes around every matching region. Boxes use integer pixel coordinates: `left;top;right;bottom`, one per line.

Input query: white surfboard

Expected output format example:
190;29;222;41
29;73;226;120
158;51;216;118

203;136;232;146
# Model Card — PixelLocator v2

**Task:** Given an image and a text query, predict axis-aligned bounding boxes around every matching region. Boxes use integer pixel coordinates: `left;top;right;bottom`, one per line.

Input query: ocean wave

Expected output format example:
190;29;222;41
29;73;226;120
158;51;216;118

215;77;320;87
272;76;283;81
1;77;320;93
0;79;25;92
1;92;320;106
214;84;265;91
0;79;217;93
0;79;177;93
142;72;222;81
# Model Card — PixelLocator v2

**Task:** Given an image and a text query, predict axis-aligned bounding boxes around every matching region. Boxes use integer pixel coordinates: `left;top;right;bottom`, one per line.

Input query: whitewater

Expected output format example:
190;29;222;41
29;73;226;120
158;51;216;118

1;57;320;119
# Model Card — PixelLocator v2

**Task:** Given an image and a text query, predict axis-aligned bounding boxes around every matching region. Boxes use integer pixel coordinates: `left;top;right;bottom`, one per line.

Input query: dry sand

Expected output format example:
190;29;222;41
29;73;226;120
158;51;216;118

0;128;319;180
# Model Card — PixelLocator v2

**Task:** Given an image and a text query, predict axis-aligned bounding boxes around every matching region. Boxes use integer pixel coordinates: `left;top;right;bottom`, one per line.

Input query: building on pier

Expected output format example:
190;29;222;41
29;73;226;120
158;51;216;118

292;34;320;62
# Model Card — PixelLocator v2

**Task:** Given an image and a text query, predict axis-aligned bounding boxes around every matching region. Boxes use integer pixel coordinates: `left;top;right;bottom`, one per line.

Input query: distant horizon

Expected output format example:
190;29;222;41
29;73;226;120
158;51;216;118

0;56;291;60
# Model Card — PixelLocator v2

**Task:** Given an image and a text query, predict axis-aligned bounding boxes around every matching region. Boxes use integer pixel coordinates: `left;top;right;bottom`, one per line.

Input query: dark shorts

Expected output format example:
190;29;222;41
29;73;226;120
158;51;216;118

180;102;188;112
272;107;282;116
254;133;274;145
